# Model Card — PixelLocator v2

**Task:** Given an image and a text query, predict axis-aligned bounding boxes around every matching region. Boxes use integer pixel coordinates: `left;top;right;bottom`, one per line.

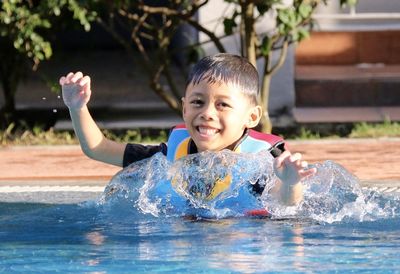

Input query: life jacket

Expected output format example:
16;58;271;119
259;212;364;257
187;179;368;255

162;124;285;218
166;124;285;162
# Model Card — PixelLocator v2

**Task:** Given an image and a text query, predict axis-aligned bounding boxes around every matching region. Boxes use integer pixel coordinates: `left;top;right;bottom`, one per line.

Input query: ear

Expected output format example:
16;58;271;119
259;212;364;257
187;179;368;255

181;97;186;118
246;105;262;128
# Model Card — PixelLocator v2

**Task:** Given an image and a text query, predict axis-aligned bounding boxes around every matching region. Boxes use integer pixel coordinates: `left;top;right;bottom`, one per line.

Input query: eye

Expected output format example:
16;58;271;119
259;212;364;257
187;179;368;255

190;99;203;107
217;101;231;109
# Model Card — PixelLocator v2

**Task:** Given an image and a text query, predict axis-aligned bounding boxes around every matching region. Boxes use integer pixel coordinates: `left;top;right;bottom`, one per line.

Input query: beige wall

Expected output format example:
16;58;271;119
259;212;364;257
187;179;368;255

314;0;400;31
297;0;400;65
296;31;400;65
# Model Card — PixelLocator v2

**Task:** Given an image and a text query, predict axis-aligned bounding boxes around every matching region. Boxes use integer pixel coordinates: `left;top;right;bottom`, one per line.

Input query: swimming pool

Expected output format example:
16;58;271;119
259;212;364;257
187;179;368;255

1;201;400;273
1;151;400;273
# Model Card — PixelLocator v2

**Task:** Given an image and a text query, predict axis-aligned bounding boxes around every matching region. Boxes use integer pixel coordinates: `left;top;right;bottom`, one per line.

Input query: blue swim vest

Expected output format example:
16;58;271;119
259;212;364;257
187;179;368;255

152;124;285;217
166;124;284;162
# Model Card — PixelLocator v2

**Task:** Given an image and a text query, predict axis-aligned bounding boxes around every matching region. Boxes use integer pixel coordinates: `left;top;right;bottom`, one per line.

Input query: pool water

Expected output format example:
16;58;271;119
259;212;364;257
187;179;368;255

1;202;400;273
1;151;400;272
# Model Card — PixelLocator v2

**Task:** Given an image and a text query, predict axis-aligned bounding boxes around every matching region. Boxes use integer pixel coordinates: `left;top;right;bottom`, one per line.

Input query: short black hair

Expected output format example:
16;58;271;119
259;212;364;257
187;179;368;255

186;53;259;105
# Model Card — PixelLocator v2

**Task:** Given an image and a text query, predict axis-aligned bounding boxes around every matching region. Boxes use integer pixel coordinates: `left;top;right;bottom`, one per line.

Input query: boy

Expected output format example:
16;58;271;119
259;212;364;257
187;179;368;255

59;53;316;206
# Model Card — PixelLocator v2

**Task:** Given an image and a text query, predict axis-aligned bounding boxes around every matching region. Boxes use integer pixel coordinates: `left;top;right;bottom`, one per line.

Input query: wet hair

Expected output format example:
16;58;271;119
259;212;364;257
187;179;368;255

186;53;259;105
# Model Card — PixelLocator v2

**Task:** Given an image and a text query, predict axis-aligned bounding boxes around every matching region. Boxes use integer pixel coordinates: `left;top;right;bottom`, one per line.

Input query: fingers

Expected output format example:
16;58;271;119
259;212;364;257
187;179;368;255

277;151;303;168
287;152;311;169
274;150;291;170
275;150;313;173
288;152;302;167
70;71;83;82
299;167;317;178
273;150;317;186
66;72;74;80
59;71;85;86
301;160;308;168
292;152;317;179
77;75;90;87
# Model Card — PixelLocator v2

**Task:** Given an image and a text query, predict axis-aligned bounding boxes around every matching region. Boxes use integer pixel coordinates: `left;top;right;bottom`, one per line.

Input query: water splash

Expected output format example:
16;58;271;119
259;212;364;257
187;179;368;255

97;151;400;223
97;153;170;218
167;150;276;218
265;160;400;223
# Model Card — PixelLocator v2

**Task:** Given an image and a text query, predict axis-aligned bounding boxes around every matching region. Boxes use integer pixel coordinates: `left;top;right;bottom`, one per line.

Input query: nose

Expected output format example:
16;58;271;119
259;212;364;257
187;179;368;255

200;103;217;120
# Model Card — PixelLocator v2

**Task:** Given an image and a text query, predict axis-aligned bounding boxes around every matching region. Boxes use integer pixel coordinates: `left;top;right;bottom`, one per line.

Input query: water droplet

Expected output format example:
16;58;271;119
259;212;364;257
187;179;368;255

42;97;47;100
57;95;61;99
53;109;58;113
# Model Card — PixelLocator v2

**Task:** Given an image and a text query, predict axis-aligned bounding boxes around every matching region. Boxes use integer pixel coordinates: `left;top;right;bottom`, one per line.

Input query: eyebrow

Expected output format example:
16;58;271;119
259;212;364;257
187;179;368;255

188;92;205;98
188;92;234;101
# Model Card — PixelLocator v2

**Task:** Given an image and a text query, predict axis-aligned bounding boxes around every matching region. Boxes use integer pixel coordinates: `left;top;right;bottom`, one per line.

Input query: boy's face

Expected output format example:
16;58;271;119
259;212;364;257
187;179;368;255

182;80;261;152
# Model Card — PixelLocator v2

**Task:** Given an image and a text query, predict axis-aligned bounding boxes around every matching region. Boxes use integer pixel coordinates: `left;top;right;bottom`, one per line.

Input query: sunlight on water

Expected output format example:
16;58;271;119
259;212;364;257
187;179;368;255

1;151;400;272
267;160;400;223
98;150;400;223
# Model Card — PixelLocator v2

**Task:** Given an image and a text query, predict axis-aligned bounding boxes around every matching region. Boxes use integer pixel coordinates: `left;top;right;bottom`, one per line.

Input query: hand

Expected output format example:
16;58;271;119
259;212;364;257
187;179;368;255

59;71;91;110
273;150;316;186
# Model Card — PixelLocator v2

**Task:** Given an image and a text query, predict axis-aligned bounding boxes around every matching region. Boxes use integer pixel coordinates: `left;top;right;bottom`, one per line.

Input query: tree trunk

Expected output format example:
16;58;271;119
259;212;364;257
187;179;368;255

239;2;271;132
258;39;290;133
240;2;256;66
259;70;272;133
0;51;22;129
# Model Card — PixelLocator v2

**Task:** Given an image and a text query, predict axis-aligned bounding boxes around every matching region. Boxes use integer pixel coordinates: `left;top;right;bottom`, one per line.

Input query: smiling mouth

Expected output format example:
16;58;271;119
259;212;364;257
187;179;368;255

197;126;220;136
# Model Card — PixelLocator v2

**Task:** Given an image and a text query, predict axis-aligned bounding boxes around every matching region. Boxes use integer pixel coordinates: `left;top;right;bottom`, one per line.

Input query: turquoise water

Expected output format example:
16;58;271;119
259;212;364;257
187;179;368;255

1;151;400;273
1;202;400;273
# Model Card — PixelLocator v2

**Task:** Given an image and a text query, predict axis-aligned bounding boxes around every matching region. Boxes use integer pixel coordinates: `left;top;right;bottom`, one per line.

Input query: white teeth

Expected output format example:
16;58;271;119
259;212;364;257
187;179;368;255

198;127;218;136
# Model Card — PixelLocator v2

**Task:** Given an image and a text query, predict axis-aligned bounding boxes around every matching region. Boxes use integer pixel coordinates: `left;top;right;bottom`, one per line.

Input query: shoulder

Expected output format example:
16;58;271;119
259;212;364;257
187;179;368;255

167;123;190;143
247;129;284;146
169;123;188;134
246;129;286;157
123;143;167;167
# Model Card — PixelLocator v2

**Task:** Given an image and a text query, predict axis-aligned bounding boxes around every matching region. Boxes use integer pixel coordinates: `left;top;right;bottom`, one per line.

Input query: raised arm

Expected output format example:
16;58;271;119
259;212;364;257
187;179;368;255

272;150;317;205
59;72;126;167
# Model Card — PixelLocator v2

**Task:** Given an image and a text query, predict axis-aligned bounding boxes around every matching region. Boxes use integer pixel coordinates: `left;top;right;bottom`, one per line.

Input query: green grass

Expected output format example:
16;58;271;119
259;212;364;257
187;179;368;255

292;121;400;140
349;120;400;138
0;123;77;146
102;129;167;144
295;127;322;140
0;123;167;146
1;121;399;146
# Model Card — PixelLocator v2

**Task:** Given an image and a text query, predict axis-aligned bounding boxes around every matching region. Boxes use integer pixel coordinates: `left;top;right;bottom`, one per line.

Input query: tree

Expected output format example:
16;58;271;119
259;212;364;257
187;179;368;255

0;0;95;128
93;0;218;115
1;1;354;131
92;0;356;133
222;0;357;132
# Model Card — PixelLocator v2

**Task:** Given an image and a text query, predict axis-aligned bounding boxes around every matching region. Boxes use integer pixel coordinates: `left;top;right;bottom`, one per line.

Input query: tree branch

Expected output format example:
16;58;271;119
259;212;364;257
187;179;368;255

185;18;226;53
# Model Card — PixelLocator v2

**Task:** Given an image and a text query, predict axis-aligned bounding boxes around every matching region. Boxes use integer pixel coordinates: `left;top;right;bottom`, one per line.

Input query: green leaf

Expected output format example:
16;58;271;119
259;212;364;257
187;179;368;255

340;0;358;7
35;51;44;60
256;1;278;15
297;28;310;41
223;18;237;36
187;46;205;64
278;10;291;25
260;36;272;56
278;23;287;35
298;3;312;19
53;6;61;16
278;8;298;30
3;16;11;24
292;31;299;42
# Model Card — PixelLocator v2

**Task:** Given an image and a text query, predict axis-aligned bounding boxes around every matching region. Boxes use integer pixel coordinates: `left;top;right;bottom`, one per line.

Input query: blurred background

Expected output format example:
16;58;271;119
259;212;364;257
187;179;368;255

1;0;399;139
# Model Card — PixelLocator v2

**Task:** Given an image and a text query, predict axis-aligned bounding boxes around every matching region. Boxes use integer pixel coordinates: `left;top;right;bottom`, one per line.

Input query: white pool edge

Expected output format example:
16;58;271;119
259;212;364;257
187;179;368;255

0;181;399;204
0;185;105;193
